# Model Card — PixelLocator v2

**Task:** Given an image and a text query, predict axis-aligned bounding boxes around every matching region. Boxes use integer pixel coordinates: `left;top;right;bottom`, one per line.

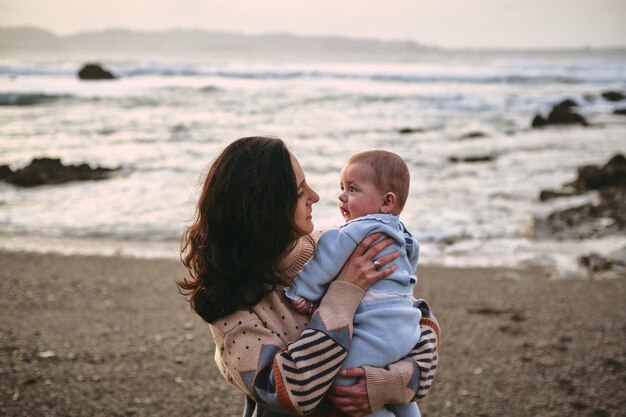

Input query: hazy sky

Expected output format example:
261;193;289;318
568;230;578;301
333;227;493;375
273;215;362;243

1;0;625;48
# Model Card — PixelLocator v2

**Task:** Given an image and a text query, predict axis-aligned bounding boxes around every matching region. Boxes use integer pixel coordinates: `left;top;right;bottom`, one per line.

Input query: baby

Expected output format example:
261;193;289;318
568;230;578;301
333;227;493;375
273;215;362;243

285;150;422;417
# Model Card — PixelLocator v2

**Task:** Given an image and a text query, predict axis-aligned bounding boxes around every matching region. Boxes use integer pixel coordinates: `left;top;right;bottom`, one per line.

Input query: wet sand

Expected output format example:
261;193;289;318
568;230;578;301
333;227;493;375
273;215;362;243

0;251;624;417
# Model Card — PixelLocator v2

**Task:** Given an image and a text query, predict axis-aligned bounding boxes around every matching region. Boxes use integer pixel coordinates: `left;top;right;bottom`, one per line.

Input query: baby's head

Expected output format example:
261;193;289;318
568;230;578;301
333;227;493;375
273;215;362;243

338;150;410;221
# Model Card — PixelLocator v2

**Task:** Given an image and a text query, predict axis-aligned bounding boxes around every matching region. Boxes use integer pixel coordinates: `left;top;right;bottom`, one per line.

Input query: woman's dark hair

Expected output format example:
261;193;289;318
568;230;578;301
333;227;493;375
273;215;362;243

177;136;300;323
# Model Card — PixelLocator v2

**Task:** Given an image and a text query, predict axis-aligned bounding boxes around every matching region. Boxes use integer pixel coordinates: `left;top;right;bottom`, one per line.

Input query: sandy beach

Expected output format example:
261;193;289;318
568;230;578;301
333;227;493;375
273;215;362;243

0;250;624;417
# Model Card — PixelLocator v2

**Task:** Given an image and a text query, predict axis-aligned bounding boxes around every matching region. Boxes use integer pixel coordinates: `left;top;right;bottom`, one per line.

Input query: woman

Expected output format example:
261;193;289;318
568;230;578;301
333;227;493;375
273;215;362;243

178;137;439;417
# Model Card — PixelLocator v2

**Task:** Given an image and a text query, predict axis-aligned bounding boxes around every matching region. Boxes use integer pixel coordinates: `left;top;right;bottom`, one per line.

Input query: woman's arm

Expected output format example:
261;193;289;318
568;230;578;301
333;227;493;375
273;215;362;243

213;280;364;415
328;300;441;416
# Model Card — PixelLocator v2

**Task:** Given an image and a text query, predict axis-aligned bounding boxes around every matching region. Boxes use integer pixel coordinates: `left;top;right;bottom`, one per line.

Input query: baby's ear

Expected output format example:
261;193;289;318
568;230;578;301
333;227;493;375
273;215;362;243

380;192;397;214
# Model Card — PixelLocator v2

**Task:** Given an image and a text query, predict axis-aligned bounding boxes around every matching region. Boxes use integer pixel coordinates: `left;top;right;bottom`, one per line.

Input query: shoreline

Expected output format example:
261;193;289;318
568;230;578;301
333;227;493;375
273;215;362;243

1;233;625;280
0;250;624;416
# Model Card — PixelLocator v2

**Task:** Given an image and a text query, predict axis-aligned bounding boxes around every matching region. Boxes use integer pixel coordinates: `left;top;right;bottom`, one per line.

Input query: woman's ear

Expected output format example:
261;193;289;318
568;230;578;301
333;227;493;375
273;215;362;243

380;192;397;214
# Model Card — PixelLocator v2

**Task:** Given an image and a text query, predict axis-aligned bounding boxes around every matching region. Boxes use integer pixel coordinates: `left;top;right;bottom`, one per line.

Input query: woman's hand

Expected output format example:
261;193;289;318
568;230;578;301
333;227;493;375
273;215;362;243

327;368;372;417
336;233;399;291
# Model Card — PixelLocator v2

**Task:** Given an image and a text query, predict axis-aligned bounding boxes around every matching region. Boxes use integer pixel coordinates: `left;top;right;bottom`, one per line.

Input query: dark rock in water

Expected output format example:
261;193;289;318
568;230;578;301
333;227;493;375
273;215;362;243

579;253;614;273
599;186;626;226
398;127;425;134
556;98;579;109
534;187;626;239
531;99;588;128
449;155;495;163
547;101;589;126
458;131;487;140
613;108;626;116
573;166;604;190
601;90;625;102
534;154;626;239
78;63;116;80
569;154;626;191
3;157;120;187
533;187;625;239
579;249;626;278
0;164;13;180
538;189;577;201
531;114;548;128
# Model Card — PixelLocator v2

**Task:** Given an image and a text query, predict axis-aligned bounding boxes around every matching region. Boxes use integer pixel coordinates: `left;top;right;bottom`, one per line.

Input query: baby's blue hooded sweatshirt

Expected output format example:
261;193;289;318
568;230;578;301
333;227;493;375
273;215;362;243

285;214;423;417
285;213;422;370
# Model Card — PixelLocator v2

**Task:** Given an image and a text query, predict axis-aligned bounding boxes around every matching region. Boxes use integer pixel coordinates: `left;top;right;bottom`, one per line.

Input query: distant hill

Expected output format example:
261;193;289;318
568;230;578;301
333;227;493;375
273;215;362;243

0;26;437;58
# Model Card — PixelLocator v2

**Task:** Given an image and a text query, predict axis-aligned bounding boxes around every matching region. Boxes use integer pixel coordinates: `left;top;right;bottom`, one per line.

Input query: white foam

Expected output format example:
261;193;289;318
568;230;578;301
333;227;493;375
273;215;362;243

0;235;180;260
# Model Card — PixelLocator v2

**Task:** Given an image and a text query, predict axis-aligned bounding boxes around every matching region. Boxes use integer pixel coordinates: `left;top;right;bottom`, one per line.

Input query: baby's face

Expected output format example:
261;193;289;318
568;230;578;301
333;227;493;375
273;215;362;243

338;162;386;221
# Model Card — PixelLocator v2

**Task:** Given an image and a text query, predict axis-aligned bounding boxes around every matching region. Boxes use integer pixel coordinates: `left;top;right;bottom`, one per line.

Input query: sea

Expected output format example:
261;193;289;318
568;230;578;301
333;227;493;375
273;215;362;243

1;42;625;278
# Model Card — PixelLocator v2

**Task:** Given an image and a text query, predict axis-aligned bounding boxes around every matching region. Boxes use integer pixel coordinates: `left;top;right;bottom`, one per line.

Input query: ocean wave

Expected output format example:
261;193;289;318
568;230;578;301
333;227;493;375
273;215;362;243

0;65;75;77
117;68;201;77
369;73;586;84
2;62;623;85
198;69;594;84
0;62;626;85
0;92;73;106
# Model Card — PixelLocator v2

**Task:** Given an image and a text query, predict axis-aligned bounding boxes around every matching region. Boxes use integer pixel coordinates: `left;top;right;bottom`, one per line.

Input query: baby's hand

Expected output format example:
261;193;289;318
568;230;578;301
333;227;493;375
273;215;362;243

290;297;315;314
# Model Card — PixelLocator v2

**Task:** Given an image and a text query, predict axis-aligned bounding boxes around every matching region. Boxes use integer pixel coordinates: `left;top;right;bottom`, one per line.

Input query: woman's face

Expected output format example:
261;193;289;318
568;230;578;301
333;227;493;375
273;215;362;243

291;154;319;235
